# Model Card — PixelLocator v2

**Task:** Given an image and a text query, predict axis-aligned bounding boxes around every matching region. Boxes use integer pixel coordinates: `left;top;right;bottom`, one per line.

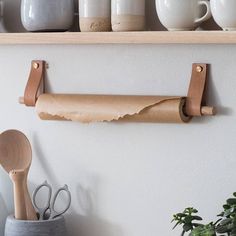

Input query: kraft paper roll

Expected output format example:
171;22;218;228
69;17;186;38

35;94;191;123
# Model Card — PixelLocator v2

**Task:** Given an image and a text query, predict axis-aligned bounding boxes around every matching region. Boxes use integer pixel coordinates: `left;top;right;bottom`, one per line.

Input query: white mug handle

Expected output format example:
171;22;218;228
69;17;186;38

194;0;212;24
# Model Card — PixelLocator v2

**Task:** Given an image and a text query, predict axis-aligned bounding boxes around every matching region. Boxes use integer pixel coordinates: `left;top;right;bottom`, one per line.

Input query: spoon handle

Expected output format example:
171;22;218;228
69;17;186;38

23;175;38;220
10;170;27;220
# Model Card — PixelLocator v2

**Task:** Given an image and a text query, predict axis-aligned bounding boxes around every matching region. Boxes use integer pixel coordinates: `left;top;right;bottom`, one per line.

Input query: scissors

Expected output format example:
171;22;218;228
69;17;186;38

32;181;71;220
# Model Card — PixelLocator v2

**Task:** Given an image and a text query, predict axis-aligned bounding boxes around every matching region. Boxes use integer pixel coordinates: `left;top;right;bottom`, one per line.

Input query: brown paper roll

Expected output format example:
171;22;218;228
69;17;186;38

35;94;191;123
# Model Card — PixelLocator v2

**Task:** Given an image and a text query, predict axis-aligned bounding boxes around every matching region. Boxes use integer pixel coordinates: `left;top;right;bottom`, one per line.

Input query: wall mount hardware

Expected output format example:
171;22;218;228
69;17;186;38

19;60;216;123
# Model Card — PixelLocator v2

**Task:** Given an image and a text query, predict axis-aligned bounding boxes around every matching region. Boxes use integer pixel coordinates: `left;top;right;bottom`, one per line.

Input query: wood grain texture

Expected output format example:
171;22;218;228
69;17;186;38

9;170;27;220
0;31;236;44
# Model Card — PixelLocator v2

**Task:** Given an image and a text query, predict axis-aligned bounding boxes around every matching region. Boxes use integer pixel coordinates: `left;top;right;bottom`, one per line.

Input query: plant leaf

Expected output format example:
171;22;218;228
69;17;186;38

183;223;192;232
227;198;236;205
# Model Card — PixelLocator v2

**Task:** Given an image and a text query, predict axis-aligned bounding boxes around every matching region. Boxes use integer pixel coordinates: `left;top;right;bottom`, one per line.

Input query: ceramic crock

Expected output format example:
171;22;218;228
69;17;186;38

4;215;67;236
21;0;74;32
79;0;111;32
111;0;145;32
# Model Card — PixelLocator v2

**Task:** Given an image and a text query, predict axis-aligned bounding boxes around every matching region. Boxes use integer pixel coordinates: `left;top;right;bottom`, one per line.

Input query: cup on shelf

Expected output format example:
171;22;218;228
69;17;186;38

4;215;67;236
155;0;211;31
111;0;146;32
210;0;236;31
79;0;111;32
21;0;75;32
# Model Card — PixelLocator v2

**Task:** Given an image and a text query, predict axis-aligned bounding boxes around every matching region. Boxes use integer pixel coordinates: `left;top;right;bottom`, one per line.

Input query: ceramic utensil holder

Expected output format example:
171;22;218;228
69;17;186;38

4;215;67;236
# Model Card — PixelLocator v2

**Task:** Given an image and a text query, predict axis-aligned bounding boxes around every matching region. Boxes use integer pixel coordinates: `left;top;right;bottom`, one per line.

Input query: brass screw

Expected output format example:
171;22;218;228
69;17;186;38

33;62;39;69
196;65;203;73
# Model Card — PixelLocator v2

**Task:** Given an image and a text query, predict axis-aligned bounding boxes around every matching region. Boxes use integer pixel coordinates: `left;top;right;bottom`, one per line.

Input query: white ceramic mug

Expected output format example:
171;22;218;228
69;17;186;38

210;0;236;31
155;0;211;31
79;0;111;32
112;0;145;31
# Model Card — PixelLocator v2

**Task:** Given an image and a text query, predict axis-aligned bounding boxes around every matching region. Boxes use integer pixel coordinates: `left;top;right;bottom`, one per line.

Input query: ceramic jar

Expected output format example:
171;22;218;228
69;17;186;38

4;215;67;236
79;0;111;32
21;0;74;32
112;0;145;31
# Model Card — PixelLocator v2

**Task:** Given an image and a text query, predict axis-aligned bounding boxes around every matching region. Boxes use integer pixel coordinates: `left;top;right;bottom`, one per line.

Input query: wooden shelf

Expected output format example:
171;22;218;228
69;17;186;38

0;31;236;44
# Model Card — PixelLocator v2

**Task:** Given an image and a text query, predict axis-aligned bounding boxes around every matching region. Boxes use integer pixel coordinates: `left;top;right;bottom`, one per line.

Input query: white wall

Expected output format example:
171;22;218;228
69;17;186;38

0;1;235;236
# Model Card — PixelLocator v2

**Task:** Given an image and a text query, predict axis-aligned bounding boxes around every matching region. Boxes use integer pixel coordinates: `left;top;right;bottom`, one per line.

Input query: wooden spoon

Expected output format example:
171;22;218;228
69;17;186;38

9;169;27;220
0;130;37;220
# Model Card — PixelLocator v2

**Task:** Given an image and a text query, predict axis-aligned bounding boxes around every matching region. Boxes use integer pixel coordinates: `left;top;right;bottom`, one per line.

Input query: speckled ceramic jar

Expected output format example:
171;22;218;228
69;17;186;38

79;0;111;32
4;215;67;236
112;0;145;31
21;0;74;32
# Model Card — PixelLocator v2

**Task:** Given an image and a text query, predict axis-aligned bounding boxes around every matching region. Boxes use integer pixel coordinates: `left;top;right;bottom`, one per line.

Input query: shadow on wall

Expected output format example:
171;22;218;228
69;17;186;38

32;134;61;188
66;184;123;236
207;65;233;116
32;134;123;236
66;214;123;236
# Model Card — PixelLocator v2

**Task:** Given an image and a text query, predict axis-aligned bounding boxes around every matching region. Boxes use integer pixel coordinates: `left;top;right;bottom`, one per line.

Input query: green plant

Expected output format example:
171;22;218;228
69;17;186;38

190;223;217;236
172;192;236;236
172;207;203;236
216;192;236;236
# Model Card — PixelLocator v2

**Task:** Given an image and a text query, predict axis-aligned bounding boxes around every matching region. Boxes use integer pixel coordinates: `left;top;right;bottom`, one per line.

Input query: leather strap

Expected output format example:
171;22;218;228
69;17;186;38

24;60;45;107
185;63;207;116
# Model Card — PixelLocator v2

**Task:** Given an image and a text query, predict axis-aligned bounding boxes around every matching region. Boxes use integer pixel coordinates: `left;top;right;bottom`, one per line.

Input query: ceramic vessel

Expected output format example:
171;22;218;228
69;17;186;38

21;0;74;32
210;0;236;31
4;215;67;236
79;0;111;32
112;0;145;31
0;171;13;236
155;0;211;31
0;0;3;21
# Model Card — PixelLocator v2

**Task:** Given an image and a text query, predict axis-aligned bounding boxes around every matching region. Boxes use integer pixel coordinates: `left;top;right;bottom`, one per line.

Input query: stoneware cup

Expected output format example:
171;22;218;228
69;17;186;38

4;215;67;236
79;0;111;32
155;0;211;31
210;0;236;31
21;0;74;32
112;0;145;31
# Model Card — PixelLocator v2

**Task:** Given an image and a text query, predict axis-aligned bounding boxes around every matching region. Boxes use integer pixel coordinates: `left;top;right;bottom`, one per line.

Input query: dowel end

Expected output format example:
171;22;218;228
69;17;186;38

19;97;25;104
201;106;216;116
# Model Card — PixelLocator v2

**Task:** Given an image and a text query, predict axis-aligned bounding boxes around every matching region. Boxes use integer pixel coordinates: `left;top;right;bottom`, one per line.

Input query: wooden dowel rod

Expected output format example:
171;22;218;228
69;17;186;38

19;95;216;117
19;97;24;104
201;106;216;116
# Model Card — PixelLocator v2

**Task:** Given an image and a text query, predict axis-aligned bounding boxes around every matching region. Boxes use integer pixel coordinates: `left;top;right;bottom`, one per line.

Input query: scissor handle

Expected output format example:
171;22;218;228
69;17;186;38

32;181;52;220
49;185;71;219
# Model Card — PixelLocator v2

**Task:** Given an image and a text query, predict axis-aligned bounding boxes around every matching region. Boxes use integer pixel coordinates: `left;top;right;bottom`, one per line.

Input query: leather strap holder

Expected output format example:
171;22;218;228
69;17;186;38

185;63;215;117
19;60;215;117
21;60;45;107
